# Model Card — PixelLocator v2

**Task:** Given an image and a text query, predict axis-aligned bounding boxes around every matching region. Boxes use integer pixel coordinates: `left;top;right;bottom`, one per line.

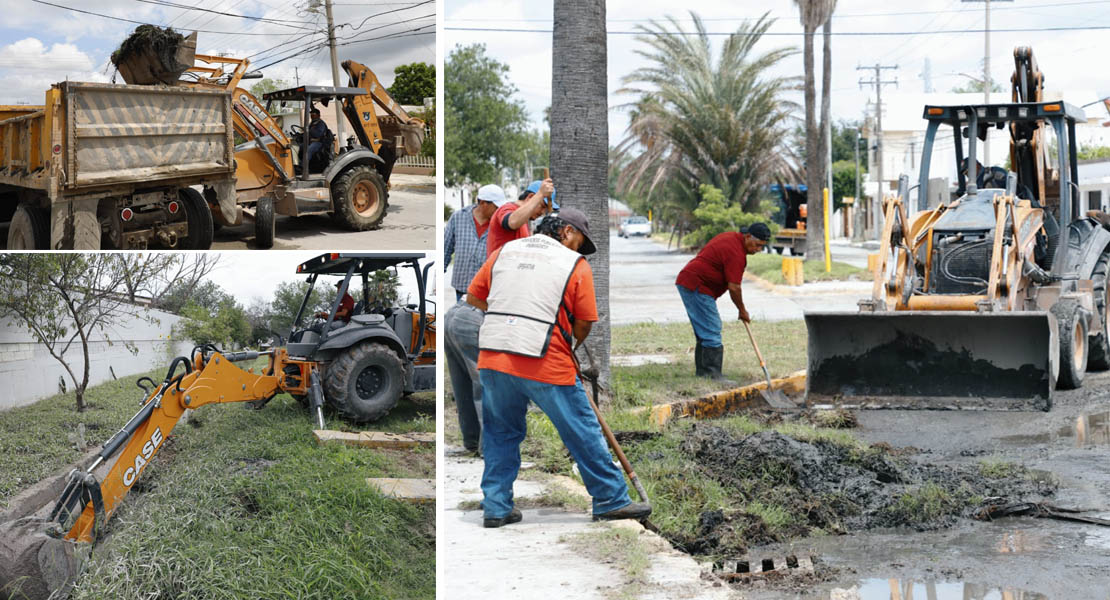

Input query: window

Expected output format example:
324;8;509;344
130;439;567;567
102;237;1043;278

1089;190;1102;211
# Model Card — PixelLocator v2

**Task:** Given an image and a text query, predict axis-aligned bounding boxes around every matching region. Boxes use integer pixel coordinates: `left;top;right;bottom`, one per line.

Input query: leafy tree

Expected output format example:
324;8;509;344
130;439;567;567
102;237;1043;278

366;270;400;309
687;185;778;247
831;120;866;164
445;44;530;187
157;279;232;315
248;78;292;115
0;254;160;411
174;297;251;348
950;79;1004;93
831;159;867;210
614;13;798;214
270;280;322;336
388;62;435;105
1078;144;1110;161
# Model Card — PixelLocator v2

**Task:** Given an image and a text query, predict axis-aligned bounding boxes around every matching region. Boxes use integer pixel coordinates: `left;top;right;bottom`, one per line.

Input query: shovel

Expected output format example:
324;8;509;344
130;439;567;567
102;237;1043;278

571;345;659;533
741;320;794;409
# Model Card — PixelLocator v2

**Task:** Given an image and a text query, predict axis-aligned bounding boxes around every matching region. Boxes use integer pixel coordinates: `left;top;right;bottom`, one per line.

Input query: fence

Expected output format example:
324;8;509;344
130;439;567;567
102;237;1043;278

0;306;192;411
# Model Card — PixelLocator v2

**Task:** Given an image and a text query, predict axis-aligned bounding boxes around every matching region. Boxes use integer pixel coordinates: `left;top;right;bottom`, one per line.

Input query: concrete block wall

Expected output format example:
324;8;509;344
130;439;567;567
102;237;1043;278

0;306;193;411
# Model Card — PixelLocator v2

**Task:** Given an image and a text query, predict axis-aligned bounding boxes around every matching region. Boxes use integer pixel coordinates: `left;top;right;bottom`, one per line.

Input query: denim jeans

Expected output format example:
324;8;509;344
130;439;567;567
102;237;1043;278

677;284;723;347
444;301;485;451
478;369;632;519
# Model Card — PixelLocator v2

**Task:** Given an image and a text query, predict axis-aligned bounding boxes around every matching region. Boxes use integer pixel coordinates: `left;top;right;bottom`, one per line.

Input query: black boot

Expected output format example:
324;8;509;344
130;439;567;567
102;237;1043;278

694;342;711;377
703;345;736;386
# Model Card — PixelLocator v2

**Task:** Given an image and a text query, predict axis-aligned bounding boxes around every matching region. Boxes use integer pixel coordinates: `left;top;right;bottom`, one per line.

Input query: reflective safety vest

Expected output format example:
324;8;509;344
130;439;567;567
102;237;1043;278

479;234;583;357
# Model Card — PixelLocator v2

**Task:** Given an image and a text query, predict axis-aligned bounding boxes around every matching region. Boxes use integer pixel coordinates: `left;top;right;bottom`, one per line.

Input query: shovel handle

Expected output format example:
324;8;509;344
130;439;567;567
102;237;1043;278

742;320;768;368
571;349;643;496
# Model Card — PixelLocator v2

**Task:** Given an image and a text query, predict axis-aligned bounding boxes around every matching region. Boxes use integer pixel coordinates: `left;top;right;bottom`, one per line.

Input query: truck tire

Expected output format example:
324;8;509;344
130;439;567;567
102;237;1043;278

1088;250;1110;370
7;202;49;249
72;207;101;250
179;187;213;250
1057;301;1088;390
254;196;275;249
324;341;403;423
331;165;388;231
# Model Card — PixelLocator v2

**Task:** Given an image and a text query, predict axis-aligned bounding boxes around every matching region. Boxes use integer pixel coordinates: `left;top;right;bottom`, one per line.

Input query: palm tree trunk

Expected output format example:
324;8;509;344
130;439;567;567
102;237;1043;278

802;24;822;263
551;0;611;392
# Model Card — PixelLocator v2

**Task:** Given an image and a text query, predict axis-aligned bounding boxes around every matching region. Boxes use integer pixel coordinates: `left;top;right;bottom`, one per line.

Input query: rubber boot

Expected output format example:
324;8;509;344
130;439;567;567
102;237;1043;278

694;342;711;377
703;345;737;386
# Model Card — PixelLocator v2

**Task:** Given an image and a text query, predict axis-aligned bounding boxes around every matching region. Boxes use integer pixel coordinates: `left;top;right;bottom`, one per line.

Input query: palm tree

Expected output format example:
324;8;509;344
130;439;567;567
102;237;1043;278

551;0;613;388
795;0;837;262
614;13;799;216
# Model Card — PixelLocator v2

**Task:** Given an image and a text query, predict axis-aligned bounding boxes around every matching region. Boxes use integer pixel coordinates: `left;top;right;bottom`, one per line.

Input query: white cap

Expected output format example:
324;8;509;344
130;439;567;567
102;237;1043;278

476;184;508;207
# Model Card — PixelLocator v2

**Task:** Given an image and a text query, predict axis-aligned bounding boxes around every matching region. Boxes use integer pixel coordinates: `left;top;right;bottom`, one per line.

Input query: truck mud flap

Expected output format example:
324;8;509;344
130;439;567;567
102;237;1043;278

805;311;1057;411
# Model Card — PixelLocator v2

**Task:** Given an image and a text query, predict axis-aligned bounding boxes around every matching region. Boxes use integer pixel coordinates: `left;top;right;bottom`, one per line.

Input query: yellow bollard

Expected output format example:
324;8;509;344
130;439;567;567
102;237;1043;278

781;257;804;286
867;252;880;275
823;187;831;273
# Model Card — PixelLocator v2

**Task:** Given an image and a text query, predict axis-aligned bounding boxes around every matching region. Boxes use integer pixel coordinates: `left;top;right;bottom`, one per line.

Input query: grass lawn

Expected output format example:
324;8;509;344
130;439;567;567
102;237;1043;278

745;252;868;285
1;362;435;599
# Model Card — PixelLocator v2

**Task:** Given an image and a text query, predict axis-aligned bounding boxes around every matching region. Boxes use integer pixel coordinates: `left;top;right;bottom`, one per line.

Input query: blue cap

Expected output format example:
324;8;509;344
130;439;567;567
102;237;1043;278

522;180;559;210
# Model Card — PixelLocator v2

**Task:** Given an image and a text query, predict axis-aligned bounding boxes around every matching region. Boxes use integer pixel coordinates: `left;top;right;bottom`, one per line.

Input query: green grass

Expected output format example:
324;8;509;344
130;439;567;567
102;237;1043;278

1;363;434;599
562;527;651;600
887;482;960;525
745;252;868;285
978;457;1022;479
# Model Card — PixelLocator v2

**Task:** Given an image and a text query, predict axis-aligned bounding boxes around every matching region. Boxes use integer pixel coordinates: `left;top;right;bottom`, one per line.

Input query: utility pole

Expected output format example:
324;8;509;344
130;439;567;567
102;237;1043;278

854;129;863;242
858;64;898;239
294;67;300;86
324;0;346;142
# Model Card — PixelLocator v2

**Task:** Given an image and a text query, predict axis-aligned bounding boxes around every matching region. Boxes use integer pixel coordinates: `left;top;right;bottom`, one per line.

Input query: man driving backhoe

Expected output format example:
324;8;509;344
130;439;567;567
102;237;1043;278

306;107;333;171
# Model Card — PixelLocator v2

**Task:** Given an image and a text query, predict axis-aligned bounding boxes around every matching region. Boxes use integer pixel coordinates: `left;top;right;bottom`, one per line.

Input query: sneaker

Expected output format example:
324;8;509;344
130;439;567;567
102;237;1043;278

593;502;652;521
483;508;523;528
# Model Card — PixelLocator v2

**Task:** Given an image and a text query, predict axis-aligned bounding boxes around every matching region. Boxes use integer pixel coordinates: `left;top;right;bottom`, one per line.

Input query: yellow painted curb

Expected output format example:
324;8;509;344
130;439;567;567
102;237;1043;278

639;370;807;427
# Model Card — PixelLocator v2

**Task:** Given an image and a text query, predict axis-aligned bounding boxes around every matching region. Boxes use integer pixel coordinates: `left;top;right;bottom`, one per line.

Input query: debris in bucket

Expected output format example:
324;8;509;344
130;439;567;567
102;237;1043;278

713;554;816;582
110;25;197;85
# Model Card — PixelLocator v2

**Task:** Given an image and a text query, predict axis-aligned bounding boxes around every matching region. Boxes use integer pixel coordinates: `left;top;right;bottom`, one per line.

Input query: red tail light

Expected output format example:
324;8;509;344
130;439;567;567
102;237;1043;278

120;207;134;222
167;201;180;214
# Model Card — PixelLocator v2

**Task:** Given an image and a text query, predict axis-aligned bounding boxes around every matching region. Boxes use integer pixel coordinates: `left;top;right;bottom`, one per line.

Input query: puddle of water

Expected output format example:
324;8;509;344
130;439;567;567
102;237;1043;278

998;411;1110;447
828;579;1048;600
609;353;674;367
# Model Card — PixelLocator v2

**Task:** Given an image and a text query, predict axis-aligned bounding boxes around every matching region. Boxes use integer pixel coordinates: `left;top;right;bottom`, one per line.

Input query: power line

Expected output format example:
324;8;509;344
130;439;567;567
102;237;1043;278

29;0;314;35
131;0;313;28
444;24;1110;36
335;13;434;41
340;0;434;34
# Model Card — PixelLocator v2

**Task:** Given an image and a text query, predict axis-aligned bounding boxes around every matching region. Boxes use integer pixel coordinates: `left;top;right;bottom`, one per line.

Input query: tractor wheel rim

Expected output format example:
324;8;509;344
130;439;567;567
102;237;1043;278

1075;320;1086;371
352;181;379;216
355;365;385;399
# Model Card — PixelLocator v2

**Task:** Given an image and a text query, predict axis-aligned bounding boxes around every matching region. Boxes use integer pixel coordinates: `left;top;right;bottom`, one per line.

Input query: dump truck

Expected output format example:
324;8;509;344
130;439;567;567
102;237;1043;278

177;54;425;247
0;81;233;250
806;48;1110;410
0;252;435;600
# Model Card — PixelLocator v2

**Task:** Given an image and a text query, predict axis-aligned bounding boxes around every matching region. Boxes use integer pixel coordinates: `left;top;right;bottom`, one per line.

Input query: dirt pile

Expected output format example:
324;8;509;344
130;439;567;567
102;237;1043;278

672;425;1055;556
110;25;197;85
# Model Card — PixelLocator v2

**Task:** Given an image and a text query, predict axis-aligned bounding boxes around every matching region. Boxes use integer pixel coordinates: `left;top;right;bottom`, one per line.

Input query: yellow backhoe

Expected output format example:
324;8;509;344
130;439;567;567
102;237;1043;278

806;48;1110;410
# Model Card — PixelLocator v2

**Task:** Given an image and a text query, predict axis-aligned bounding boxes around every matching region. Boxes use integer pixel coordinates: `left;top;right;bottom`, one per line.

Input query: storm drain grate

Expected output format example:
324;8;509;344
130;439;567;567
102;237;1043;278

713;554;815;582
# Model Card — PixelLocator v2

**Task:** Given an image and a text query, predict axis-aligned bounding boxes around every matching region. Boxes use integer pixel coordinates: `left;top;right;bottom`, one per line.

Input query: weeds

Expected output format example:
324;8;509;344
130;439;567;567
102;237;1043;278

562;527;651;600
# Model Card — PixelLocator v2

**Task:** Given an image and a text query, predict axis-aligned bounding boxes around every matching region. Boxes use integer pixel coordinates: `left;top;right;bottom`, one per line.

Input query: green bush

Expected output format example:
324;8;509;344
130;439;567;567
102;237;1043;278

685;184;778;248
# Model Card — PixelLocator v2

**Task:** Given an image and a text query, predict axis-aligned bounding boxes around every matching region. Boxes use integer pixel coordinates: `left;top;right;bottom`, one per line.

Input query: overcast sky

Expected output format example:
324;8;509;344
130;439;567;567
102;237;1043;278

197;251;436;308
0;0;435;104
445;0;1110;139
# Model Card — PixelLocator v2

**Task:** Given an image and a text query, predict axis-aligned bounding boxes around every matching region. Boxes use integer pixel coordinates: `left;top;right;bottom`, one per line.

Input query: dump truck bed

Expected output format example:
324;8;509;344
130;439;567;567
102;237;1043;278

0;81;233;195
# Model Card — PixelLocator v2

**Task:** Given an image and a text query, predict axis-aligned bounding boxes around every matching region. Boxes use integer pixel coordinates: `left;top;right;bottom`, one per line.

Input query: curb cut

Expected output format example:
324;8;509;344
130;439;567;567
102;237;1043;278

636;369;807;427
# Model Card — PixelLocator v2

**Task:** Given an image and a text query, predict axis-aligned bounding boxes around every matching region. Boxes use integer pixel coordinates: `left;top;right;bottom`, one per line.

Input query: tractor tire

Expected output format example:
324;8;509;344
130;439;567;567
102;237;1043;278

7;201;49;249
1057;301;1088;390
179;187;213;249
324;341;404;423
254;195;275;249
1088;249;1110;370
72;206;101;250
331;165;388;231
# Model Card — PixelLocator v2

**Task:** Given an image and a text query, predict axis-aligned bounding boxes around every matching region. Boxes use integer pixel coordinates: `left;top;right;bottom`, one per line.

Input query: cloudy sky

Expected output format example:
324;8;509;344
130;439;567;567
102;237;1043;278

0;0;435;104
444;0;1110;138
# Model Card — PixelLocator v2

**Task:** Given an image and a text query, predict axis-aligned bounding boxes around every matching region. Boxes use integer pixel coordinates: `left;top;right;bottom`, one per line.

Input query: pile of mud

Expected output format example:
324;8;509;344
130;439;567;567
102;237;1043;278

110;25;196;85
671;425;1055;556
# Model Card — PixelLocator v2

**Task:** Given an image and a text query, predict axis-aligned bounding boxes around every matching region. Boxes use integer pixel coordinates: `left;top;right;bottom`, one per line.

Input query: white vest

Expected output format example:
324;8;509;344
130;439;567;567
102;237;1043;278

479;234;583;357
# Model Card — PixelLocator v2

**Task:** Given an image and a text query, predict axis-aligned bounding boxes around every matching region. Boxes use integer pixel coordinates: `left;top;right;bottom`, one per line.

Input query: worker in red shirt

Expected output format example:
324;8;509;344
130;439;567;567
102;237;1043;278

486;178;557;254
675;223;770;379
316;280;355;323
468;208;651;528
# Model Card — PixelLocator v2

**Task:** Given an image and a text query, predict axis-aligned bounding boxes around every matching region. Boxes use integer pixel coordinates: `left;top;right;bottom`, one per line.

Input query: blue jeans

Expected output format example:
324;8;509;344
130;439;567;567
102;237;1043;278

479;369;632;519
455;290;465;301
677;284;723;347
444;301;485;451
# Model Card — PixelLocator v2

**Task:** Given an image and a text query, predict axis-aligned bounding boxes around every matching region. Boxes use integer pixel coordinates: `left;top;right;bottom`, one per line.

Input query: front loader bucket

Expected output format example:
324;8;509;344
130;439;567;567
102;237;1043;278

113;29;197;85
805;311;1057;411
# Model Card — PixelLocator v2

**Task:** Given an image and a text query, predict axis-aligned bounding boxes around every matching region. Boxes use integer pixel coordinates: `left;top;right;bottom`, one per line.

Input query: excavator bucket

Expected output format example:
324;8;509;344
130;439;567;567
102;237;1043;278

805;311;1057;411
112;27;197;85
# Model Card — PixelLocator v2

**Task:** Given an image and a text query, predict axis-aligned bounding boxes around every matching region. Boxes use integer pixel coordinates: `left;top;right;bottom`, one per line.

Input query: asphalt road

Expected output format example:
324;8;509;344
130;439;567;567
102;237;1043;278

211;185;435;250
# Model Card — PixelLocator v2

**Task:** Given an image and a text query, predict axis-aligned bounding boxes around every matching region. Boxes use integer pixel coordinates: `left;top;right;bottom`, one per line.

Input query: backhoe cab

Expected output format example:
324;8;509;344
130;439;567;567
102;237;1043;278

806;48;1110;410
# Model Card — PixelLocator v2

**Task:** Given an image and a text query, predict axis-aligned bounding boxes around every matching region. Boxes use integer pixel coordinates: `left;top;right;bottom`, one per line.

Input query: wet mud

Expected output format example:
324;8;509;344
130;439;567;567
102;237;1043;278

670;425;1055;558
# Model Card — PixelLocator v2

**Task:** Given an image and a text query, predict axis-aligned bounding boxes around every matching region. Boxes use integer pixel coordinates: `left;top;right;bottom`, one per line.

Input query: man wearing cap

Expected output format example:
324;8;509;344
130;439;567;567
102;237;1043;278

675;223;771;379
315;279;355;324
467;208;652;528
442;183;504;454
306;107;333;171
486;178;557;254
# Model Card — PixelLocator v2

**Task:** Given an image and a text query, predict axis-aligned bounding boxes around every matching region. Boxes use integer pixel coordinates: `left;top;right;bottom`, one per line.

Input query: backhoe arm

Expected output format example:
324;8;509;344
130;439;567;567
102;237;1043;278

340;59;424;156
48;349;282;544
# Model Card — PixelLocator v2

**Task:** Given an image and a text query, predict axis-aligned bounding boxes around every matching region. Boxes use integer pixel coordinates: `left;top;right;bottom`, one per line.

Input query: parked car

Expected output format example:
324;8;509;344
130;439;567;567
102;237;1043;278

619;215;652;237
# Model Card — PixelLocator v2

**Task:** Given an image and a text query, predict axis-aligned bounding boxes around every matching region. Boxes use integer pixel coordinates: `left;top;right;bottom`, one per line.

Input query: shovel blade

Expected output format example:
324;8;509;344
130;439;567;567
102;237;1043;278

805;311;1057;411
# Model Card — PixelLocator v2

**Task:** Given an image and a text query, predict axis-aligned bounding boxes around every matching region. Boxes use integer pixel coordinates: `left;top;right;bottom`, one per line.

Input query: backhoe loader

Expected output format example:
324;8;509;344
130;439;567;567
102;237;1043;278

0;253;434;600
179;54;425;247
806;48;1110;410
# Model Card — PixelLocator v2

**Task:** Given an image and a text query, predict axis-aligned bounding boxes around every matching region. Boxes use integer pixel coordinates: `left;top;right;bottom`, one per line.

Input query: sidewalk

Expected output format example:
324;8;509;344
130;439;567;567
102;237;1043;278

389;172;435;192
441;448;739;600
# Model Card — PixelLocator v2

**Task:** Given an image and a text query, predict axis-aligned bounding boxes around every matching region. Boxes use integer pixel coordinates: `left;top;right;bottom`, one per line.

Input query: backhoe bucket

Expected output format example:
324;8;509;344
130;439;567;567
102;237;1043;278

113;29;197;85
805;311;1057;411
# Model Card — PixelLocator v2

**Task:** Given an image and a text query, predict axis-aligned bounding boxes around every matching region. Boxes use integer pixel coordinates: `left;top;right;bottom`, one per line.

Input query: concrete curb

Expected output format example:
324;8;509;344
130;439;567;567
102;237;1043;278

389;183;435;193
636;369;807;427
743;270;870;297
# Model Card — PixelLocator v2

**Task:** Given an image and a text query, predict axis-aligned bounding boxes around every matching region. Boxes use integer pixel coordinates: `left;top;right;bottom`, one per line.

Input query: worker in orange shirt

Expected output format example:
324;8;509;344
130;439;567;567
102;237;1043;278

486;178;557;254
467;208;652;528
